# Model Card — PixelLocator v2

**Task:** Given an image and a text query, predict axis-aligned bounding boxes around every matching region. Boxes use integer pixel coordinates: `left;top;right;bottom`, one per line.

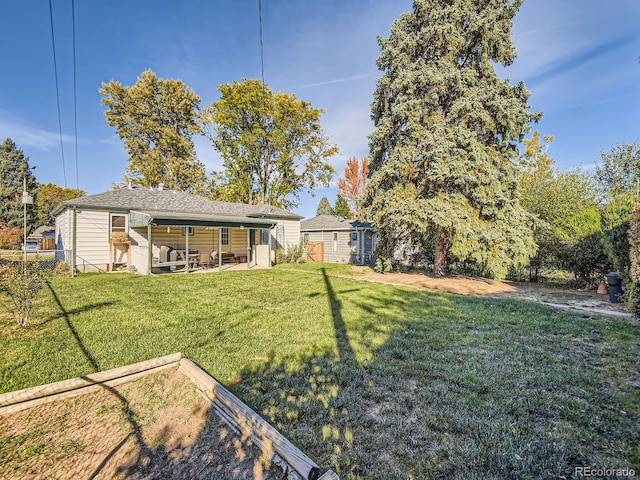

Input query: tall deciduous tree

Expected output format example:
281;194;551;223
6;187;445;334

35;183;85;225
518;131;608;283
519;133;576;274
595;142;640;200
203;79;338;209
594;142;640;282
338;156;369;220
99;69;207;193
365;0;539;278
0;139;37;232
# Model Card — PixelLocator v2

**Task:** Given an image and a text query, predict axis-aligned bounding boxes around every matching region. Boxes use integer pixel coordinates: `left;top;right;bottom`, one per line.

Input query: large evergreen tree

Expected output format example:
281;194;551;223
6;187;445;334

316;196;333;216
0;139;37;231
333;194;352;218
99;69;207;193
366;0;539;278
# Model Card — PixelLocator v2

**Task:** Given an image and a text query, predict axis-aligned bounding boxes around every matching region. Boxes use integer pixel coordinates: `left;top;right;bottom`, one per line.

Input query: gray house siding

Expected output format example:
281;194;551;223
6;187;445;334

301;215;376;265
324;230;353;263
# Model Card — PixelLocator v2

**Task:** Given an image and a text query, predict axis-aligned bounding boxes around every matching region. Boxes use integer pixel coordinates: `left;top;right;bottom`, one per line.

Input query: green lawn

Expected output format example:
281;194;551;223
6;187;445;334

1;264;638;479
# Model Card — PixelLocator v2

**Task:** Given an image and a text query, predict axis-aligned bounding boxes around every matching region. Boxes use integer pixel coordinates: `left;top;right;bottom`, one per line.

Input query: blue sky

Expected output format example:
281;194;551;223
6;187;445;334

1;1;638;220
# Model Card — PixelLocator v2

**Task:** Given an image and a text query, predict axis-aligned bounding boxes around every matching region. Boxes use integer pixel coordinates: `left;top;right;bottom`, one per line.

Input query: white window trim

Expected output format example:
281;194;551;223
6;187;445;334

109;213;127;238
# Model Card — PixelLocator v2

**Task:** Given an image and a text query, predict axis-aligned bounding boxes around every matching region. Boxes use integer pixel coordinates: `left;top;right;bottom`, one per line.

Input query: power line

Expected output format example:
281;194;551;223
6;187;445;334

48;0;67;188
71;0;79;191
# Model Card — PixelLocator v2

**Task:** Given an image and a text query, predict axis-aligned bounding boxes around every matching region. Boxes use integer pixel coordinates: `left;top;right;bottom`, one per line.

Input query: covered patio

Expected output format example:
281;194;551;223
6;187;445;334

54;186;302;275
128;211;277;275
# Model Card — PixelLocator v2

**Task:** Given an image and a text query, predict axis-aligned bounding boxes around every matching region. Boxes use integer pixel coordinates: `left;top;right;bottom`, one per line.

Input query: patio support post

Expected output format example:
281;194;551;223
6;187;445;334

218;227;222;271
185;226;190;273
268;226;272;268
147;223;152;275
247;228;250;270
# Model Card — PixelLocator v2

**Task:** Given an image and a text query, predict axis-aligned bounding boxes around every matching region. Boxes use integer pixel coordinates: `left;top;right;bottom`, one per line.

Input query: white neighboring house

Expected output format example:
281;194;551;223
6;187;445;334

53;186;302;275
300;215;376;265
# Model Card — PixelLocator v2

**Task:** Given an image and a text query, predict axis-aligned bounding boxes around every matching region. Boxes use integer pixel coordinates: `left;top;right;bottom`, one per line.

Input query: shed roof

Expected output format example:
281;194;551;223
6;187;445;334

52;187;302;221
32;225;56;236
300;215;373;232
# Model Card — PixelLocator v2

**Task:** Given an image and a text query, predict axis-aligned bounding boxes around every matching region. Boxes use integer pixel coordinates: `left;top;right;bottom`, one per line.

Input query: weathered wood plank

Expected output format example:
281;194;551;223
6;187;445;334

179;358;328;480
0;352;182;408
0;363;177;416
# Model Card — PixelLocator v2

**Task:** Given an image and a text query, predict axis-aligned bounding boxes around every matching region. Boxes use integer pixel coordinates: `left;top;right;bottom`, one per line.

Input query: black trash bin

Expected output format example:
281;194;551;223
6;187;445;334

606;272;623;303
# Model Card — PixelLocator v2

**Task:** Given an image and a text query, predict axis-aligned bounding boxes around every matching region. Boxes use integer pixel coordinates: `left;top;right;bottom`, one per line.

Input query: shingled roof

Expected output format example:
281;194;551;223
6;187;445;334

300;215;373;231
52;187;302;220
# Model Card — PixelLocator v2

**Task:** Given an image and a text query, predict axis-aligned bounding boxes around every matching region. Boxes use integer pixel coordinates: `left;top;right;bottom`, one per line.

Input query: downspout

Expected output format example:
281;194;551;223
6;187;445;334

72;206;77;277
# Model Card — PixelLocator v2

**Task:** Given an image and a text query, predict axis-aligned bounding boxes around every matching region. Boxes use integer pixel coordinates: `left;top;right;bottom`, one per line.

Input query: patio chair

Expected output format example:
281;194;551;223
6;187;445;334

208;251;219;267
198;251;210;268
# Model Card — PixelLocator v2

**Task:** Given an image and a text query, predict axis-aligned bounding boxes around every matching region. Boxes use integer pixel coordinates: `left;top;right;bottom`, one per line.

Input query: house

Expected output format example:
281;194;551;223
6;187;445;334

300;215;376;265
52;186;302;275
29;225;56;251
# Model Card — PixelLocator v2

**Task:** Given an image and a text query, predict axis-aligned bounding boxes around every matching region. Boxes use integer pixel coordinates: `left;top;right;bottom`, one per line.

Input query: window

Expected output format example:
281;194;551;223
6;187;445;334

182;226;195;236
221;227;229;246
332;232;338;252
260;229;270;245
110;214;126;237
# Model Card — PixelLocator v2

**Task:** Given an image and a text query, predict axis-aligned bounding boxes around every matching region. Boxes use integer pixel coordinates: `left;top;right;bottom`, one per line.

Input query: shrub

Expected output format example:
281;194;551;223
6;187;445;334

0;260;59;326
274;241;306;265
558;233;612;288
626;205;640;316
0;227;22;249
601;195;633;281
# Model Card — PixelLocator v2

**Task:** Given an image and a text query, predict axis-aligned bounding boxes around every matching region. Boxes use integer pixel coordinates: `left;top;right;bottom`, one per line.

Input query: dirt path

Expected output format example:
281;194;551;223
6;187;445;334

355;268;632;318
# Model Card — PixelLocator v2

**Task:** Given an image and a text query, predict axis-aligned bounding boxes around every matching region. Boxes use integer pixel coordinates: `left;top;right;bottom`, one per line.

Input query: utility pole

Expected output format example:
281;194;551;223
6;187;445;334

22;177;33;274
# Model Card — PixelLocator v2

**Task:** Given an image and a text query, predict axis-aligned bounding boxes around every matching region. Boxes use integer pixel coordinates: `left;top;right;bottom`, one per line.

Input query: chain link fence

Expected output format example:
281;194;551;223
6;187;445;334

0;250;111;275
0;249;70;270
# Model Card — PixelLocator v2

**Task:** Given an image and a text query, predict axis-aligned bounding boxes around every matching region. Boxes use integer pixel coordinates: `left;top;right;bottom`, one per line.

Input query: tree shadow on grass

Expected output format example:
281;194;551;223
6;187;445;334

235;269;639;479
45;283;155;477
42;284;286;479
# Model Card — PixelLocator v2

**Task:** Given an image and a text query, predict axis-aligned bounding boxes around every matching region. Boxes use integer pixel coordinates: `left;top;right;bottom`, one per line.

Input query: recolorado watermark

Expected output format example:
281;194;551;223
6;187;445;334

575;467;636;478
